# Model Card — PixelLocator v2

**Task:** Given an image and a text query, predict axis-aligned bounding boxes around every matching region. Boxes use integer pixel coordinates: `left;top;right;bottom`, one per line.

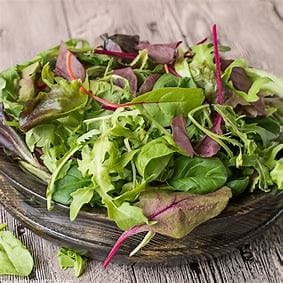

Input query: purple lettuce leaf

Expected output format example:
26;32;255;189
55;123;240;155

54;42;85;81
139;74;161;94
195;114;223;157
103;34;140;53
136;41;182;64
171;116;194;156
221;59;266;117
103;187;231;268
113;67;138;94
0;104;41;167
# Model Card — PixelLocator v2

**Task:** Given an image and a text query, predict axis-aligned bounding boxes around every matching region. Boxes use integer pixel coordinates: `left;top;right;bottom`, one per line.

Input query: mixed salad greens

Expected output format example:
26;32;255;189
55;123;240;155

0;25;282;269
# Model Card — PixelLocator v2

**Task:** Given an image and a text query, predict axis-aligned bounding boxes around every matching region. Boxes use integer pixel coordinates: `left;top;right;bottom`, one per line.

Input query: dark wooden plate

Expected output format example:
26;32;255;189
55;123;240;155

0;150;282;265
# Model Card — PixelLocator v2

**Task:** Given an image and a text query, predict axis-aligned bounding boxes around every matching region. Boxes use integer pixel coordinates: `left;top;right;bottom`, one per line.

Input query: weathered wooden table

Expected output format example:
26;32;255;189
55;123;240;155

0;0;282;282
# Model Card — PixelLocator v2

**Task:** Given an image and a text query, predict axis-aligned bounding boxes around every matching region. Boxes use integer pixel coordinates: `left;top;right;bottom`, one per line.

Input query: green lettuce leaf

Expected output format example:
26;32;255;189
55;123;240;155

0;226;34;276
58;247;87;277
270;158;283;189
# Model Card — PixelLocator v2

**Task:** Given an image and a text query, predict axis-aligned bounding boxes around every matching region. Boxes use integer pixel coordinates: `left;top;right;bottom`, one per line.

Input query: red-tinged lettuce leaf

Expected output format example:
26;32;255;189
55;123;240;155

103;187;232;268
0;104;41;167
113;67;138;94
139;74;161;94
171;116;194;156
195;114;222;157
103;34;140;53
225;91;266;117
221;59;252;93
221;59;266;117
137;41;182;64
54;42;85;81
19;80;88;132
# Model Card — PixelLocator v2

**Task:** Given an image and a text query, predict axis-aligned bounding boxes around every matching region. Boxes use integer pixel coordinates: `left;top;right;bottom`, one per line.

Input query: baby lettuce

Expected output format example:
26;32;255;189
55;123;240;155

103;187;232;268
0;224;34;276
19;80;88;132
58;247;87;277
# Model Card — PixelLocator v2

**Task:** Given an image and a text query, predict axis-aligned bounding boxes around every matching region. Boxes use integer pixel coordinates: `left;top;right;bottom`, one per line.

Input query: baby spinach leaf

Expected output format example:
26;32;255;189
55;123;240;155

135;137;175;182
153;73;180;89
226;177;249;196
132;87;204;126
58;247;87;277
70;187;95;221
53;165;92;205
0;228;34;276
103;187;232;268
168;156;227;194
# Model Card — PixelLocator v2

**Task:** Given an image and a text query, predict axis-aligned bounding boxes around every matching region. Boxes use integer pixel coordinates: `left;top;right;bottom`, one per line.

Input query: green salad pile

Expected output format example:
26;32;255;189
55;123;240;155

0;25;282;268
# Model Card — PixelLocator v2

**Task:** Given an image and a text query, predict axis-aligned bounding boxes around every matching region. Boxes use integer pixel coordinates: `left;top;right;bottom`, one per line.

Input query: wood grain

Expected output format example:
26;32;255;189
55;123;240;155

0;0;69;70
0;0;282;282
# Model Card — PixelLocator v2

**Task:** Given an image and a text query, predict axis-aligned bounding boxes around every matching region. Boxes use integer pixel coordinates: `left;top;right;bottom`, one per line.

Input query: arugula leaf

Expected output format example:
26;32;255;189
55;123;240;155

58;247;87;277
132;87;205;126
0;226;34;276
168;156;227;194
214;105;257;154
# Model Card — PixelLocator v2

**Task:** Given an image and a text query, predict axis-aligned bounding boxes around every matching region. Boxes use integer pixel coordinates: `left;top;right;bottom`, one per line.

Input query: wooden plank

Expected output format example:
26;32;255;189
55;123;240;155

166;0;283;75
62;0;185;44
0;0;69;70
